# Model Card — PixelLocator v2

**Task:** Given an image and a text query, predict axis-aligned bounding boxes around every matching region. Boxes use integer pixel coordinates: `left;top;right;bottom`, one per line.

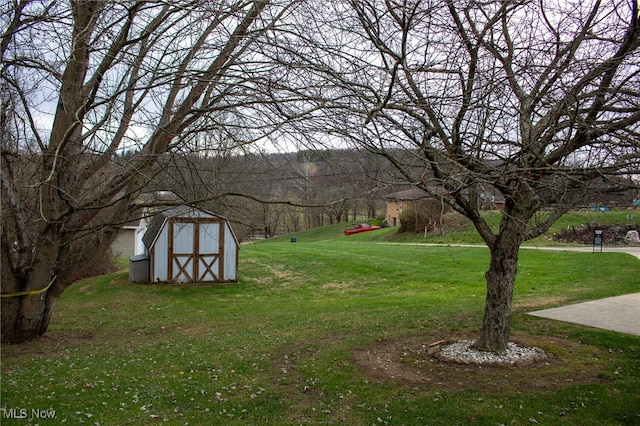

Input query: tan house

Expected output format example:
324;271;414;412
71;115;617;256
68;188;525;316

385;186;504;227
385;187;445;227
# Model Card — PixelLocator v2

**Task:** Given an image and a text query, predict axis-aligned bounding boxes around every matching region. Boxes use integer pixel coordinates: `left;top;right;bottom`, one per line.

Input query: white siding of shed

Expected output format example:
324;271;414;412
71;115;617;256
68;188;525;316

224;224;237;281
152;225;170;282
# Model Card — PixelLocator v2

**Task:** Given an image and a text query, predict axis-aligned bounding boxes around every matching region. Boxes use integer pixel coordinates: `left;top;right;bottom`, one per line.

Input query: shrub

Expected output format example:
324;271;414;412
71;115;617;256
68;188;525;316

399;200;449;234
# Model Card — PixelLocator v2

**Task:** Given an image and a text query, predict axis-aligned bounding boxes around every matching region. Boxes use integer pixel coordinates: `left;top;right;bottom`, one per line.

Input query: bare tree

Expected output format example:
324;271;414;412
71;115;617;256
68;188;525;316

265;0;640;352
1;0;299;343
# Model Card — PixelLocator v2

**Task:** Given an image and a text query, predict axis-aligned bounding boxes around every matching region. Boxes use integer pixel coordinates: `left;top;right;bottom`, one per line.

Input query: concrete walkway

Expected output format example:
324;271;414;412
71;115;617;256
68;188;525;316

522;245;640;336
520;244;640;260
398;243;640;261
527;293;640;337
427;243;640;260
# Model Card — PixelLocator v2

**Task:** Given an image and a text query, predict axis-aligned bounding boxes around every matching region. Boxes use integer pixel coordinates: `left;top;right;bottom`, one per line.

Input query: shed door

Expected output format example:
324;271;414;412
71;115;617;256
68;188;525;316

171;222;195;283
169;219;224;283
197;222;222;282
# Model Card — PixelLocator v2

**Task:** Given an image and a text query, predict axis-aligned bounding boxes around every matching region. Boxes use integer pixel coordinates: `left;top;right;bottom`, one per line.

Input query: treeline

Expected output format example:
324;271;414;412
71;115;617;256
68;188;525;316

141;148;408;239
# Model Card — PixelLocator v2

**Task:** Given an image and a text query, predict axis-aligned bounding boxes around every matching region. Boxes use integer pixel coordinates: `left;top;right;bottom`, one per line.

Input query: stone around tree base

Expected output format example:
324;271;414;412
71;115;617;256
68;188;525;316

433;340;547;367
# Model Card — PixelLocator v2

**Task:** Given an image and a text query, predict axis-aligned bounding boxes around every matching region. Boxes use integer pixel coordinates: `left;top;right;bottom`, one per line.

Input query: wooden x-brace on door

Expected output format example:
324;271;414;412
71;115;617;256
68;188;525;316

168;218;225;283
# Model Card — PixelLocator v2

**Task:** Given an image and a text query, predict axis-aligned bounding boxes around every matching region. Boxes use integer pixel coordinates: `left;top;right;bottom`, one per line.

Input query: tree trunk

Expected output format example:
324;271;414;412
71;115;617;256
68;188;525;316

1;225;60;343
473;197;529;352
1;292;56;343
1;198;125;343
2;241;63;343
474;240;520;352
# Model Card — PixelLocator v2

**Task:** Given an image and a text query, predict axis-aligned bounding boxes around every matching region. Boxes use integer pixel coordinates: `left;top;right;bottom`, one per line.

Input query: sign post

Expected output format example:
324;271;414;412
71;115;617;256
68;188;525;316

593;229;603;253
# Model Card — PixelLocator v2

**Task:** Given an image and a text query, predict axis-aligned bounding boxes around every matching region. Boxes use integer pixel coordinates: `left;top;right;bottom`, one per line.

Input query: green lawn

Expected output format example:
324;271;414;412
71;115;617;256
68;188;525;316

2;214;640;425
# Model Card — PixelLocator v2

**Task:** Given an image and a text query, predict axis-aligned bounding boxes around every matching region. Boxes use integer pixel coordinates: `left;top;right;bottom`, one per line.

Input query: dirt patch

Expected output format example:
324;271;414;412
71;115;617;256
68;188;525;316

322;281;354;290
352;332;609;393
513;296;571;313
0;331;96;358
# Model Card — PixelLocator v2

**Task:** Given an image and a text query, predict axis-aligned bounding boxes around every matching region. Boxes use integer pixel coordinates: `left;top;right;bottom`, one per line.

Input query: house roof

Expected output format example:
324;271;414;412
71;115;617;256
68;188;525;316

134;190;179;205
386;185;506;205
385;187;444;200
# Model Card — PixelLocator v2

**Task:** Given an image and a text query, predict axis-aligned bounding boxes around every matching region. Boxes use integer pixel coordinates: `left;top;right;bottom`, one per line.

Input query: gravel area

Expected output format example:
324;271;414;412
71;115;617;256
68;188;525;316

435;340;547;366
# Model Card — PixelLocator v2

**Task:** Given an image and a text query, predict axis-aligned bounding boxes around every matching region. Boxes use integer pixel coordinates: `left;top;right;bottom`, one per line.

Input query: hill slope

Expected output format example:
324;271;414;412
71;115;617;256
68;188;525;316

264;209;640;246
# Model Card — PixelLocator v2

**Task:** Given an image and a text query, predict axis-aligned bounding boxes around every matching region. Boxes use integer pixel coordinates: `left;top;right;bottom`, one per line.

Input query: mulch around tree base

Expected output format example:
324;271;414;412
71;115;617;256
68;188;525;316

351;332;611;393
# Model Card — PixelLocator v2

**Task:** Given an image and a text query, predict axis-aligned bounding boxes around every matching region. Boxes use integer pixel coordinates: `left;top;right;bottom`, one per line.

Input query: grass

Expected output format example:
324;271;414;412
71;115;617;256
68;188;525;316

2;210;640;425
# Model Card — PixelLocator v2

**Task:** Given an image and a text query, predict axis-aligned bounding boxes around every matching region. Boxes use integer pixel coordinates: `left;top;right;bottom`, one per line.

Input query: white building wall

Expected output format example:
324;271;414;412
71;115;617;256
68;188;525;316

112;229;135;257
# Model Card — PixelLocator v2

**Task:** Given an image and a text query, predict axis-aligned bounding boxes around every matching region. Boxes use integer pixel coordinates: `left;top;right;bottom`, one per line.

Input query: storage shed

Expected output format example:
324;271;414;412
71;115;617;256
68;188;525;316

142;206;239;283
